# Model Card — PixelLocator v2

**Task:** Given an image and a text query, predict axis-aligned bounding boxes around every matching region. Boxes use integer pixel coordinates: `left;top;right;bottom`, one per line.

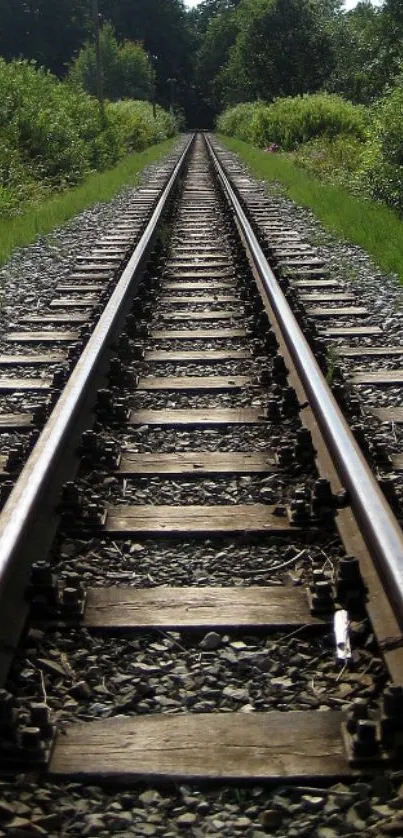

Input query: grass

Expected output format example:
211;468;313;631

0;137;176;266
218;134;403;282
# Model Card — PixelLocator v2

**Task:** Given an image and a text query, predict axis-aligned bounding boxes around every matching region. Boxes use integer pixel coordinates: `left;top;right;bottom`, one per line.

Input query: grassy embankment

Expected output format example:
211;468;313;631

218;134;403;282
0;137;176;266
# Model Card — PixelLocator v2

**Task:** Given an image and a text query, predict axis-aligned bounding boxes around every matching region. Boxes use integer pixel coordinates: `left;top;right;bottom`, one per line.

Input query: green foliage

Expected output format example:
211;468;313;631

326;2;392;104
107;100;177;153
218;0;332;106
358;86;403;212
217;94;367;150
0;57;177;218
293;134;367;193
69;24;155;103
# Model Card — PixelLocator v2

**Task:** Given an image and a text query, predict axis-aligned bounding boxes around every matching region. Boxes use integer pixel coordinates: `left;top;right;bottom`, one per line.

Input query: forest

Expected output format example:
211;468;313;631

1;0;403;215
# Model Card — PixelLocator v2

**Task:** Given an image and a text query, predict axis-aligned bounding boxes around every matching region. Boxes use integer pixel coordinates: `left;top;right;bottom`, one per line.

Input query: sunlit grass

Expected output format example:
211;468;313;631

218;135;403;282
0;137;176;266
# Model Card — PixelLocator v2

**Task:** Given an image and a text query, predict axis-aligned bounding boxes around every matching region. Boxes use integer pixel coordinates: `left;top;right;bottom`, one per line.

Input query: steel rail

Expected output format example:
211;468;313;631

206;134;403;630
0;133;194;678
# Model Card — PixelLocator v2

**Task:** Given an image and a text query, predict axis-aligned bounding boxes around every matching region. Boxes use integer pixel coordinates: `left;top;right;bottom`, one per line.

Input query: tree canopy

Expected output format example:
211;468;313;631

0;0;401;126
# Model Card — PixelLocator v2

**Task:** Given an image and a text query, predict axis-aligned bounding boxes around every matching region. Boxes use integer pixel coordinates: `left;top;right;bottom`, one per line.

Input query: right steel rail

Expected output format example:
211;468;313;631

207;134;403;629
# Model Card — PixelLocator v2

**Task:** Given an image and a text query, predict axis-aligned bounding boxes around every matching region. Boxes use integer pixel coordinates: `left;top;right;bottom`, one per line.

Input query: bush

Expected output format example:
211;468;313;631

107;100;177;153
293;134;367;193
0;57;177;216
217;94;368;150
0;58;119;187
358;86;403;213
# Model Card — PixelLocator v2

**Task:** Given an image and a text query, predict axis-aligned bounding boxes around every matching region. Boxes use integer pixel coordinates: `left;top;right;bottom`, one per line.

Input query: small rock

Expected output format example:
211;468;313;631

346;806;366;831
380;817;403;835
233;816;252;828
70;680;91;699
222;686;249;701
260;809;283;829
139;789;161;806
301;795;325;811
353;799;372;819
316;829;339;838
200;632;221;651
177;812;197;827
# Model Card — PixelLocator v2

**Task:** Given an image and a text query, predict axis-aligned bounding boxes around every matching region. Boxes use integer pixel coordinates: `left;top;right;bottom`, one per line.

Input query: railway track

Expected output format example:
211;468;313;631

1;132;403;829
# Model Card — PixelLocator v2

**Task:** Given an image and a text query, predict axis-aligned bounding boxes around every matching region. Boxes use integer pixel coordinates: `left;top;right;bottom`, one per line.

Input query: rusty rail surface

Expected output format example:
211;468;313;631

0;134;195;682
206;133;403;631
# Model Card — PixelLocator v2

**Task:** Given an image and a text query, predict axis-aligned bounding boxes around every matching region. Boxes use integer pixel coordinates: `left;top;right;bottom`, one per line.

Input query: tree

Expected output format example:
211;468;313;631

69;23;155;101
327;2;390;103
219;0;332;106
99;0;195;111
0;0;90;77
195;8;239;113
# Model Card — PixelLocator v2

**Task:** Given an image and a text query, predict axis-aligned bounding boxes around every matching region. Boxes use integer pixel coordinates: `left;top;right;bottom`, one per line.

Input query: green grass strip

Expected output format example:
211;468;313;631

218;135;403;282
0;137;176;266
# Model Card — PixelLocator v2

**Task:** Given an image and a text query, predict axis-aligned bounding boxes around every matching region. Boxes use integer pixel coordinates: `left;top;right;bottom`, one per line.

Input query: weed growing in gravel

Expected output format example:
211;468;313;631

0;138;176;267
218;135;403;283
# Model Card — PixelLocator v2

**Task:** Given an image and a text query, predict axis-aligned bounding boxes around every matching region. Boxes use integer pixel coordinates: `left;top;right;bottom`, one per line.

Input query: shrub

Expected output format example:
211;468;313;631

293;134;367;193
107;100;177;153
0;57;177;217
217;94;368;150
358;86;403;213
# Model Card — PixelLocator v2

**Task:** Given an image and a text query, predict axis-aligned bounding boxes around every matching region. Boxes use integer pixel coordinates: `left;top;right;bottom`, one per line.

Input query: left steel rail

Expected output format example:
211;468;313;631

0;134;195;683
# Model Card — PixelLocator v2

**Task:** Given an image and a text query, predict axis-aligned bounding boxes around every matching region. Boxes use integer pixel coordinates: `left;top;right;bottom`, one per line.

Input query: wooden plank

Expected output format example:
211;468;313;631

293;280;339;288
145;349;251;362
371;407;403;423
49;711;350;781
56;285;104;293
306;307;368;318
300;294;355;302
77;253;122;262
19;314;88;324
163;282;232;290
70;264;117;273
105;504;295;536
0;377;52;392
169;261;229;270
167;270;233;279
151;329;247;339
50;299;97;308
321;326;382;337
119;451;276;476
160;311;241;321
137;375;252;391
337;346;403;357
70;271;110;280
84;586;321;629
0;353;65;365
7;331;79;343
160;295;237;303
350;370;403;385
0;413;33;429
129;408;267;426
280;259;324;268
